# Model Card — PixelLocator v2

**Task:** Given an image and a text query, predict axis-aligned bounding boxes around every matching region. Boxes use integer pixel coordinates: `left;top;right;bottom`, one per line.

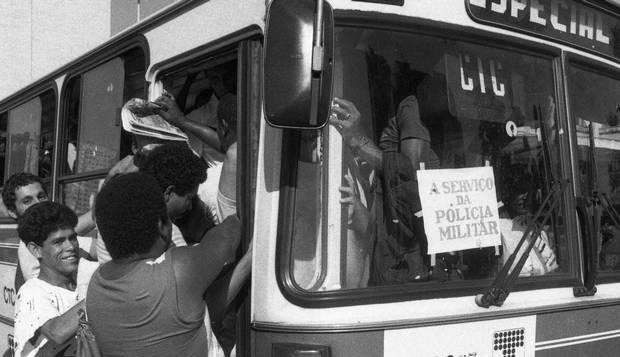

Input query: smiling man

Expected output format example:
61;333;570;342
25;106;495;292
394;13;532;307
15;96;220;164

13;202;96;357
2;173;97;283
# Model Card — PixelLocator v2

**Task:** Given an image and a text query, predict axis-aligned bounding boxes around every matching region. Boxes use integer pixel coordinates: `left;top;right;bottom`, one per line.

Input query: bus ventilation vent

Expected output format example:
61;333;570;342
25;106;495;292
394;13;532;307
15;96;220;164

492;327;525;357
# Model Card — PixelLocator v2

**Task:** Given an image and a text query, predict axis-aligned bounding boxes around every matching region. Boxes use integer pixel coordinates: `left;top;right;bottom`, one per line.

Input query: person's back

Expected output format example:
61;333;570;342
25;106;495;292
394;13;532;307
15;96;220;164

87;250;207;356
86;172;240;357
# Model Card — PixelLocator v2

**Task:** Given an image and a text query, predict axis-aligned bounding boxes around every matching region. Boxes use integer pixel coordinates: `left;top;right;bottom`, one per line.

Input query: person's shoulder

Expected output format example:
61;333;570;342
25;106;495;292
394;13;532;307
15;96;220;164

17;278;47;294
396;95;421;124
16;278;56;305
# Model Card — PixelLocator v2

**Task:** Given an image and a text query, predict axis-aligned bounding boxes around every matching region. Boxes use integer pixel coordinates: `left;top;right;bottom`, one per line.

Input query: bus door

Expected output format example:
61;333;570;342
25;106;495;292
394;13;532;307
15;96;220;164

153;35;261;357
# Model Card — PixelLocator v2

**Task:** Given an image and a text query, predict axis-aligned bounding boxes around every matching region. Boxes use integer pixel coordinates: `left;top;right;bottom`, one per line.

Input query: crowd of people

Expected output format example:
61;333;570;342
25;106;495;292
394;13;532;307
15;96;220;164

7;61;561;355
10;69;248;357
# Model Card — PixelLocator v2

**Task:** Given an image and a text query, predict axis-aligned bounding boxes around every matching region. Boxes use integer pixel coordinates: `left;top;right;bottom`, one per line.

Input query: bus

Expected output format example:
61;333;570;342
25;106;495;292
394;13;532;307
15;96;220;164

1;0;620;356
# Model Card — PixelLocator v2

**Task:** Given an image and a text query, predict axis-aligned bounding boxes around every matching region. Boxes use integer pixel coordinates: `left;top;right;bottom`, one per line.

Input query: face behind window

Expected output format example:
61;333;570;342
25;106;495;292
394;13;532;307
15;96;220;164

12;182;49;218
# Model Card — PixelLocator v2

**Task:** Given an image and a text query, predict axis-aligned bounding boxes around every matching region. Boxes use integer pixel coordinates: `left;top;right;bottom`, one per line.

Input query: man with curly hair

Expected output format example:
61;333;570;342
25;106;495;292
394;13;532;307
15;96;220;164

2;172;97;284
87;172;247;357
137;141;209;223
13;202;97;357
95;142;213;264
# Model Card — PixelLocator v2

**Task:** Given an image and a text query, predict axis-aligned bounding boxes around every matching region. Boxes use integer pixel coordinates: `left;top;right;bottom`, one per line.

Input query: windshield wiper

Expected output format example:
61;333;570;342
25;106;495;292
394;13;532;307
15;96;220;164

475;180;567;308
572;120;616;296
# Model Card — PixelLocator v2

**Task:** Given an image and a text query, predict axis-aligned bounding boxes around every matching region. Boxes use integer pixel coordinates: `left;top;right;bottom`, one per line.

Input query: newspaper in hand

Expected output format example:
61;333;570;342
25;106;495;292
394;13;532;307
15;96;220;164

121;98;189;141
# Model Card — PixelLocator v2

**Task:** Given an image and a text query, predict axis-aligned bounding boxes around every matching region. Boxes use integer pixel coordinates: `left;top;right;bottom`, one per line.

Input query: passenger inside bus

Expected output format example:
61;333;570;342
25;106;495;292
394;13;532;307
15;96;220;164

153;63;238;226
87;172;243;357
13;202;97;357
497;168;558;276
331;95;435;284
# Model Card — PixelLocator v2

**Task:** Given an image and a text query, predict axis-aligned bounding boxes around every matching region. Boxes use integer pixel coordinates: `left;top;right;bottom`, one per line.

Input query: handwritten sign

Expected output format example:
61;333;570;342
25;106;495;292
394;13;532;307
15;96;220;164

417;167;501;254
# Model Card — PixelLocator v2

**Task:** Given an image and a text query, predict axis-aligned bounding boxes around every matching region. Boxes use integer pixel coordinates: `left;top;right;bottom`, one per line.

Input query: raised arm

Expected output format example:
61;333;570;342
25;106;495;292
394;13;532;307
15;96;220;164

330;97;383;170
153;95;222;150
172;215;241;307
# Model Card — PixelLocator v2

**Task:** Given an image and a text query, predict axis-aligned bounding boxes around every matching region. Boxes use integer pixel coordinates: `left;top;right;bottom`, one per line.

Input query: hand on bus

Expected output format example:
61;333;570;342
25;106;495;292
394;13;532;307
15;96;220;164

329;97;363;138
152;93;185;127
339;172;369;233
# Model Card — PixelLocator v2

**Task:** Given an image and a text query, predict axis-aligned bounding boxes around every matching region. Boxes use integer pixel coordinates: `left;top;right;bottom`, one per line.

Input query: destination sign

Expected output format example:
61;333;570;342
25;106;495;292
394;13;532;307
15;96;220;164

466;0;620;59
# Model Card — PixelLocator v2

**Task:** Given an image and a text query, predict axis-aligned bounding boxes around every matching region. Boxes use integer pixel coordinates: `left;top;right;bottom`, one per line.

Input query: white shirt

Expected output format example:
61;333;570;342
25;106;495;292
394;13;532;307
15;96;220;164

13;258;97;357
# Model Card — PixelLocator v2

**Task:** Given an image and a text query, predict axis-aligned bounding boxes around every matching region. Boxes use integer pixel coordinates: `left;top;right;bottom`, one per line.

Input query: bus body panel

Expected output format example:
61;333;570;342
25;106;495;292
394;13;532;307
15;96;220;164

252;303;620;356
143;0;265;80
0;228;18;357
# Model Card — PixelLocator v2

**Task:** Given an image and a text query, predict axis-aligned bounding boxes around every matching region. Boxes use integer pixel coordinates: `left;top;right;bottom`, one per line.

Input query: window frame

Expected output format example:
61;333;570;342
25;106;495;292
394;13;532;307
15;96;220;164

564;52;620;284
56;36;149;204
0;82;58;223
276;13;581;308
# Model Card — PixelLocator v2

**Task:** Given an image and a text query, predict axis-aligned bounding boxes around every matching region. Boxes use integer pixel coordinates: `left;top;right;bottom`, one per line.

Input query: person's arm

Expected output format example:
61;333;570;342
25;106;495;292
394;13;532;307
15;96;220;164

329;97;383;169
172;215;241;303
218;142;237;203
339;173;370;235
397;95;433;170
223;244;252;308
75;212;95;236
203;243;251;328
401;138;428;171
36;300;84;345
153;95;222;150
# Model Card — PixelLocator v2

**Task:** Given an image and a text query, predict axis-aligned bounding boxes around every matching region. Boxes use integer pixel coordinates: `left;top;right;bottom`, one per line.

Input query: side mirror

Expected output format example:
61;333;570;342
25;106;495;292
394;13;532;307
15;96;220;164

264;0;334;129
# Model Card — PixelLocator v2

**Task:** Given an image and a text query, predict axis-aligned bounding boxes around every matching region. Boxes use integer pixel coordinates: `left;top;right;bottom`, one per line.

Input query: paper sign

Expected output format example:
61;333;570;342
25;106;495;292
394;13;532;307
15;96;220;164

417;167;501;254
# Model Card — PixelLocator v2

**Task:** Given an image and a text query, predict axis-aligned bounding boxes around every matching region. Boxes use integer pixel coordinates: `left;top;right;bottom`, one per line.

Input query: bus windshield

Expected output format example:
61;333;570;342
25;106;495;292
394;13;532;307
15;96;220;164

286;27;571;293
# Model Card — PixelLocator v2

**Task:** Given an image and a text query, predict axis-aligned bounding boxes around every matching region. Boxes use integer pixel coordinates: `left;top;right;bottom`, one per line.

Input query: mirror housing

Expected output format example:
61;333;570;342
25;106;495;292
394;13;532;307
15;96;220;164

264;0;334;129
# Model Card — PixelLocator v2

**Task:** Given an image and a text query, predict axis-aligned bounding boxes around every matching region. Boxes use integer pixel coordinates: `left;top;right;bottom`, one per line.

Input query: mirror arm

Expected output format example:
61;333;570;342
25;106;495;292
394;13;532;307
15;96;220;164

312;0;324;72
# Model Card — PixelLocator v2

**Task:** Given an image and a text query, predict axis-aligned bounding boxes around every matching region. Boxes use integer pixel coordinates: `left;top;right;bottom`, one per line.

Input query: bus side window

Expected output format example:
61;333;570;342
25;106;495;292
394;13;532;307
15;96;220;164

60;47;146;215
0;90;55;218
568;64;620;273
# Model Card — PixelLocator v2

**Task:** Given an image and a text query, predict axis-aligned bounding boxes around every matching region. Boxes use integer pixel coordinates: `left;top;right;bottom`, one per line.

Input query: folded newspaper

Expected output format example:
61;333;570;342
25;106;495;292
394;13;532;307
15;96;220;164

121;98;188;141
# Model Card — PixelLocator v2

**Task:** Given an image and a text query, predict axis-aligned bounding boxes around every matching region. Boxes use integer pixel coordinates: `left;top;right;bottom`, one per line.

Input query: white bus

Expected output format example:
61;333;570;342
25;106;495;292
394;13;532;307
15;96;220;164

1;0;620;356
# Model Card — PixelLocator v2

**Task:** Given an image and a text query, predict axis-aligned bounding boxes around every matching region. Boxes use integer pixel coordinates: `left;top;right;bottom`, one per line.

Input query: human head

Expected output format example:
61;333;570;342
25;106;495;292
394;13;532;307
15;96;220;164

502;169;534;217
2;173;48;218
17;202;78;277
137;142;207;219
95;172;169;260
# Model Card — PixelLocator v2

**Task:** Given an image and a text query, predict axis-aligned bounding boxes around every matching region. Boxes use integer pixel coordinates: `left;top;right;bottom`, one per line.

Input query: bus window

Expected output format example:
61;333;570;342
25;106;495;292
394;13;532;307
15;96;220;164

5;90;55;179
160;55;237;161
285;28;571;295
0;90;55;218
60;47;146;215
568;64;620;273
